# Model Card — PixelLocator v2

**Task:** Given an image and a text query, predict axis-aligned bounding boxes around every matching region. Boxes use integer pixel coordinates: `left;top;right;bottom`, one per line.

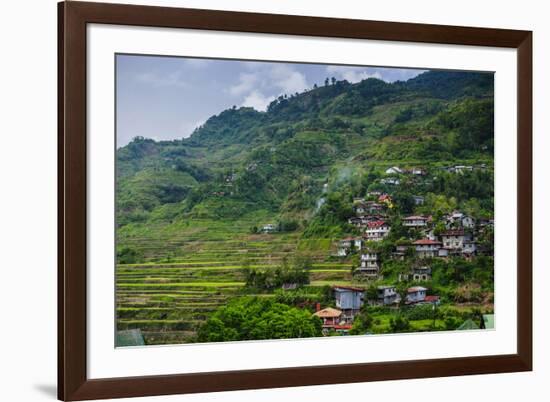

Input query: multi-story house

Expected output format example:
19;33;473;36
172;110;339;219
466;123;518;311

357;251;380;277
365;220;390;242
413;238;442;258
333;286;365;321
403;215;429;228
377;286;400;305
406;286;427;304
441;229;468;250
412;266;431;281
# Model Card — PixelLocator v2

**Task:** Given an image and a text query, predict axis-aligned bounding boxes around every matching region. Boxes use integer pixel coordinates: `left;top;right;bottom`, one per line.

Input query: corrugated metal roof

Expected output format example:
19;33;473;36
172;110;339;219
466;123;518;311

457;319;480;330
116;329;145;347
483;314;495;329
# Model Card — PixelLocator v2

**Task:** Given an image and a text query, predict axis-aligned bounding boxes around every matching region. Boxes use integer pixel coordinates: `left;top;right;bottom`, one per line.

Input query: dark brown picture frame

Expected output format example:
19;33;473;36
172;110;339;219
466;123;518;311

58;1;532;400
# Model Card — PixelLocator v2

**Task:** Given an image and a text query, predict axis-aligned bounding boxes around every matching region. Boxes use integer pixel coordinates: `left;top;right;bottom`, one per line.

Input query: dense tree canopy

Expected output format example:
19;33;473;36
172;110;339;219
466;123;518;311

197;297;322;342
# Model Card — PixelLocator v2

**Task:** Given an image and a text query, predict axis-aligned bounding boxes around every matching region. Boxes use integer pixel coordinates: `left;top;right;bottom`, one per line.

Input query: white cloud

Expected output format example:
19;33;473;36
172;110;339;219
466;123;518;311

227;64;308;111
135;70;188;88
228;73;259;96
269;65;309;94
241;90;275;112
326;65;383;83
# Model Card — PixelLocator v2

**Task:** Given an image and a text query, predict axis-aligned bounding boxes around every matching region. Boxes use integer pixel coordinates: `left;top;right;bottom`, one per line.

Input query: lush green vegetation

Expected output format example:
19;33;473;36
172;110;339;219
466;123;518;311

197;297;322;342
115;70;494;345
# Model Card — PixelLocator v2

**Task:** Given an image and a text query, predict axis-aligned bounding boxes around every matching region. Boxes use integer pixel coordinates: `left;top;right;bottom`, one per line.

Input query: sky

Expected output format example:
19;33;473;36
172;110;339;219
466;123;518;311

116;55;425;147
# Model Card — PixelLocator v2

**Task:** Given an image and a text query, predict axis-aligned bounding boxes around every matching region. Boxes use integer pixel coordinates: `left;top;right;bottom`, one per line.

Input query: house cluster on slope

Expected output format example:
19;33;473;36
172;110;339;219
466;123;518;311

312;284;440;334
314;165;495;333
339;191;493;279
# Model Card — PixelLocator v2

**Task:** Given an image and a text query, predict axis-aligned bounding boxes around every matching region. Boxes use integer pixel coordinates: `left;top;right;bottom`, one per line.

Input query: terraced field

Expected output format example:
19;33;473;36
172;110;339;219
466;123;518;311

116;217;354;345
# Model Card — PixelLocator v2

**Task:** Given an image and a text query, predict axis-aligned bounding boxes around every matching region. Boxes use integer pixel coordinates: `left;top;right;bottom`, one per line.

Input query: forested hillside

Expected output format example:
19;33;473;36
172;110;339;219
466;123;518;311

117;70;493;234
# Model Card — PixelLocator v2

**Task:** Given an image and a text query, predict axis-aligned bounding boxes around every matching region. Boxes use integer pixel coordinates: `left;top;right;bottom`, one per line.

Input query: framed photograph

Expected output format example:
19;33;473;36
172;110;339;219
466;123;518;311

58;1;532;400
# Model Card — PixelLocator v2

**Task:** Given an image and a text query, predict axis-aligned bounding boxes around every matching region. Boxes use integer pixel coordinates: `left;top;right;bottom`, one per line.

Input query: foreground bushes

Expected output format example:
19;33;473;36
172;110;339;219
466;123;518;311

197;297;322;342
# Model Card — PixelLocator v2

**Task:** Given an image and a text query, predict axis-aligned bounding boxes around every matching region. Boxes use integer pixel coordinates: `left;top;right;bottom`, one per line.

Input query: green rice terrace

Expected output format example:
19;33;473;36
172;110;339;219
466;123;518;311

116;217;353;345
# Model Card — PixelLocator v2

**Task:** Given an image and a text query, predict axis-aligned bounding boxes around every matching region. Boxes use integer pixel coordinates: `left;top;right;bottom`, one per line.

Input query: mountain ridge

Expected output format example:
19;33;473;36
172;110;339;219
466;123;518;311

116;70;494;229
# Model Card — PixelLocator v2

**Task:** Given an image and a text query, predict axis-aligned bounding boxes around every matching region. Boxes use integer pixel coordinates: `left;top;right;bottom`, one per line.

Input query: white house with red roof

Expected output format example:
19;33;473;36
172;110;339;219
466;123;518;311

403;215;429;228
365;220;390;241
313;306;342;330
413;238;442;258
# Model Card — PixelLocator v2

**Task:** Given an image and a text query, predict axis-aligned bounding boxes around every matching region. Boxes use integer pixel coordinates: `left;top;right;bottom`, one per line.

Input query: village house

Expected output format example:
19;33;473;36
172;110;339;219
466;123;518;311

333;286;365;321
281;283;298;291
413;195;425;205
246;162;258;171
423;295;441;305
365;220;391;242
452;165;474;174
366;190;382;198
363;214;386;222
446;211;475;229
261;223;277;233
366;202;384;213
422;228;436;241
462;240;477;256
412;266;431;281
353;214;386;228
377;285;400;305
478;217;494;228
353;200;368;215
409;167;427;176
336;237;354;256
462;215;475;229
441;229;468;250
336;237;362;256
392;243;410;260
225;172;237;184
313;305;342;331
403;215;429;228
438;247;452;258
339;238;353;248
381;177;400;186
413;238;442;258
357;250;380;278
334;324;353;334
385;166;403;175
348;217;363;227
398;272;410;282
406;286;427;304
378;194;392;205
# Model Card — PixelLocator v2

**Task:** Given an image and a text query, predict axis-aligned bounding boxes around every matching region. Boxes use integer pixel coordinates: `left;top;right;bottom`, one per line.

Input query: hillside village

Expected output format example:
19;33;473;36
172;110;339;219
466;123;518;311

262;163;495;336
